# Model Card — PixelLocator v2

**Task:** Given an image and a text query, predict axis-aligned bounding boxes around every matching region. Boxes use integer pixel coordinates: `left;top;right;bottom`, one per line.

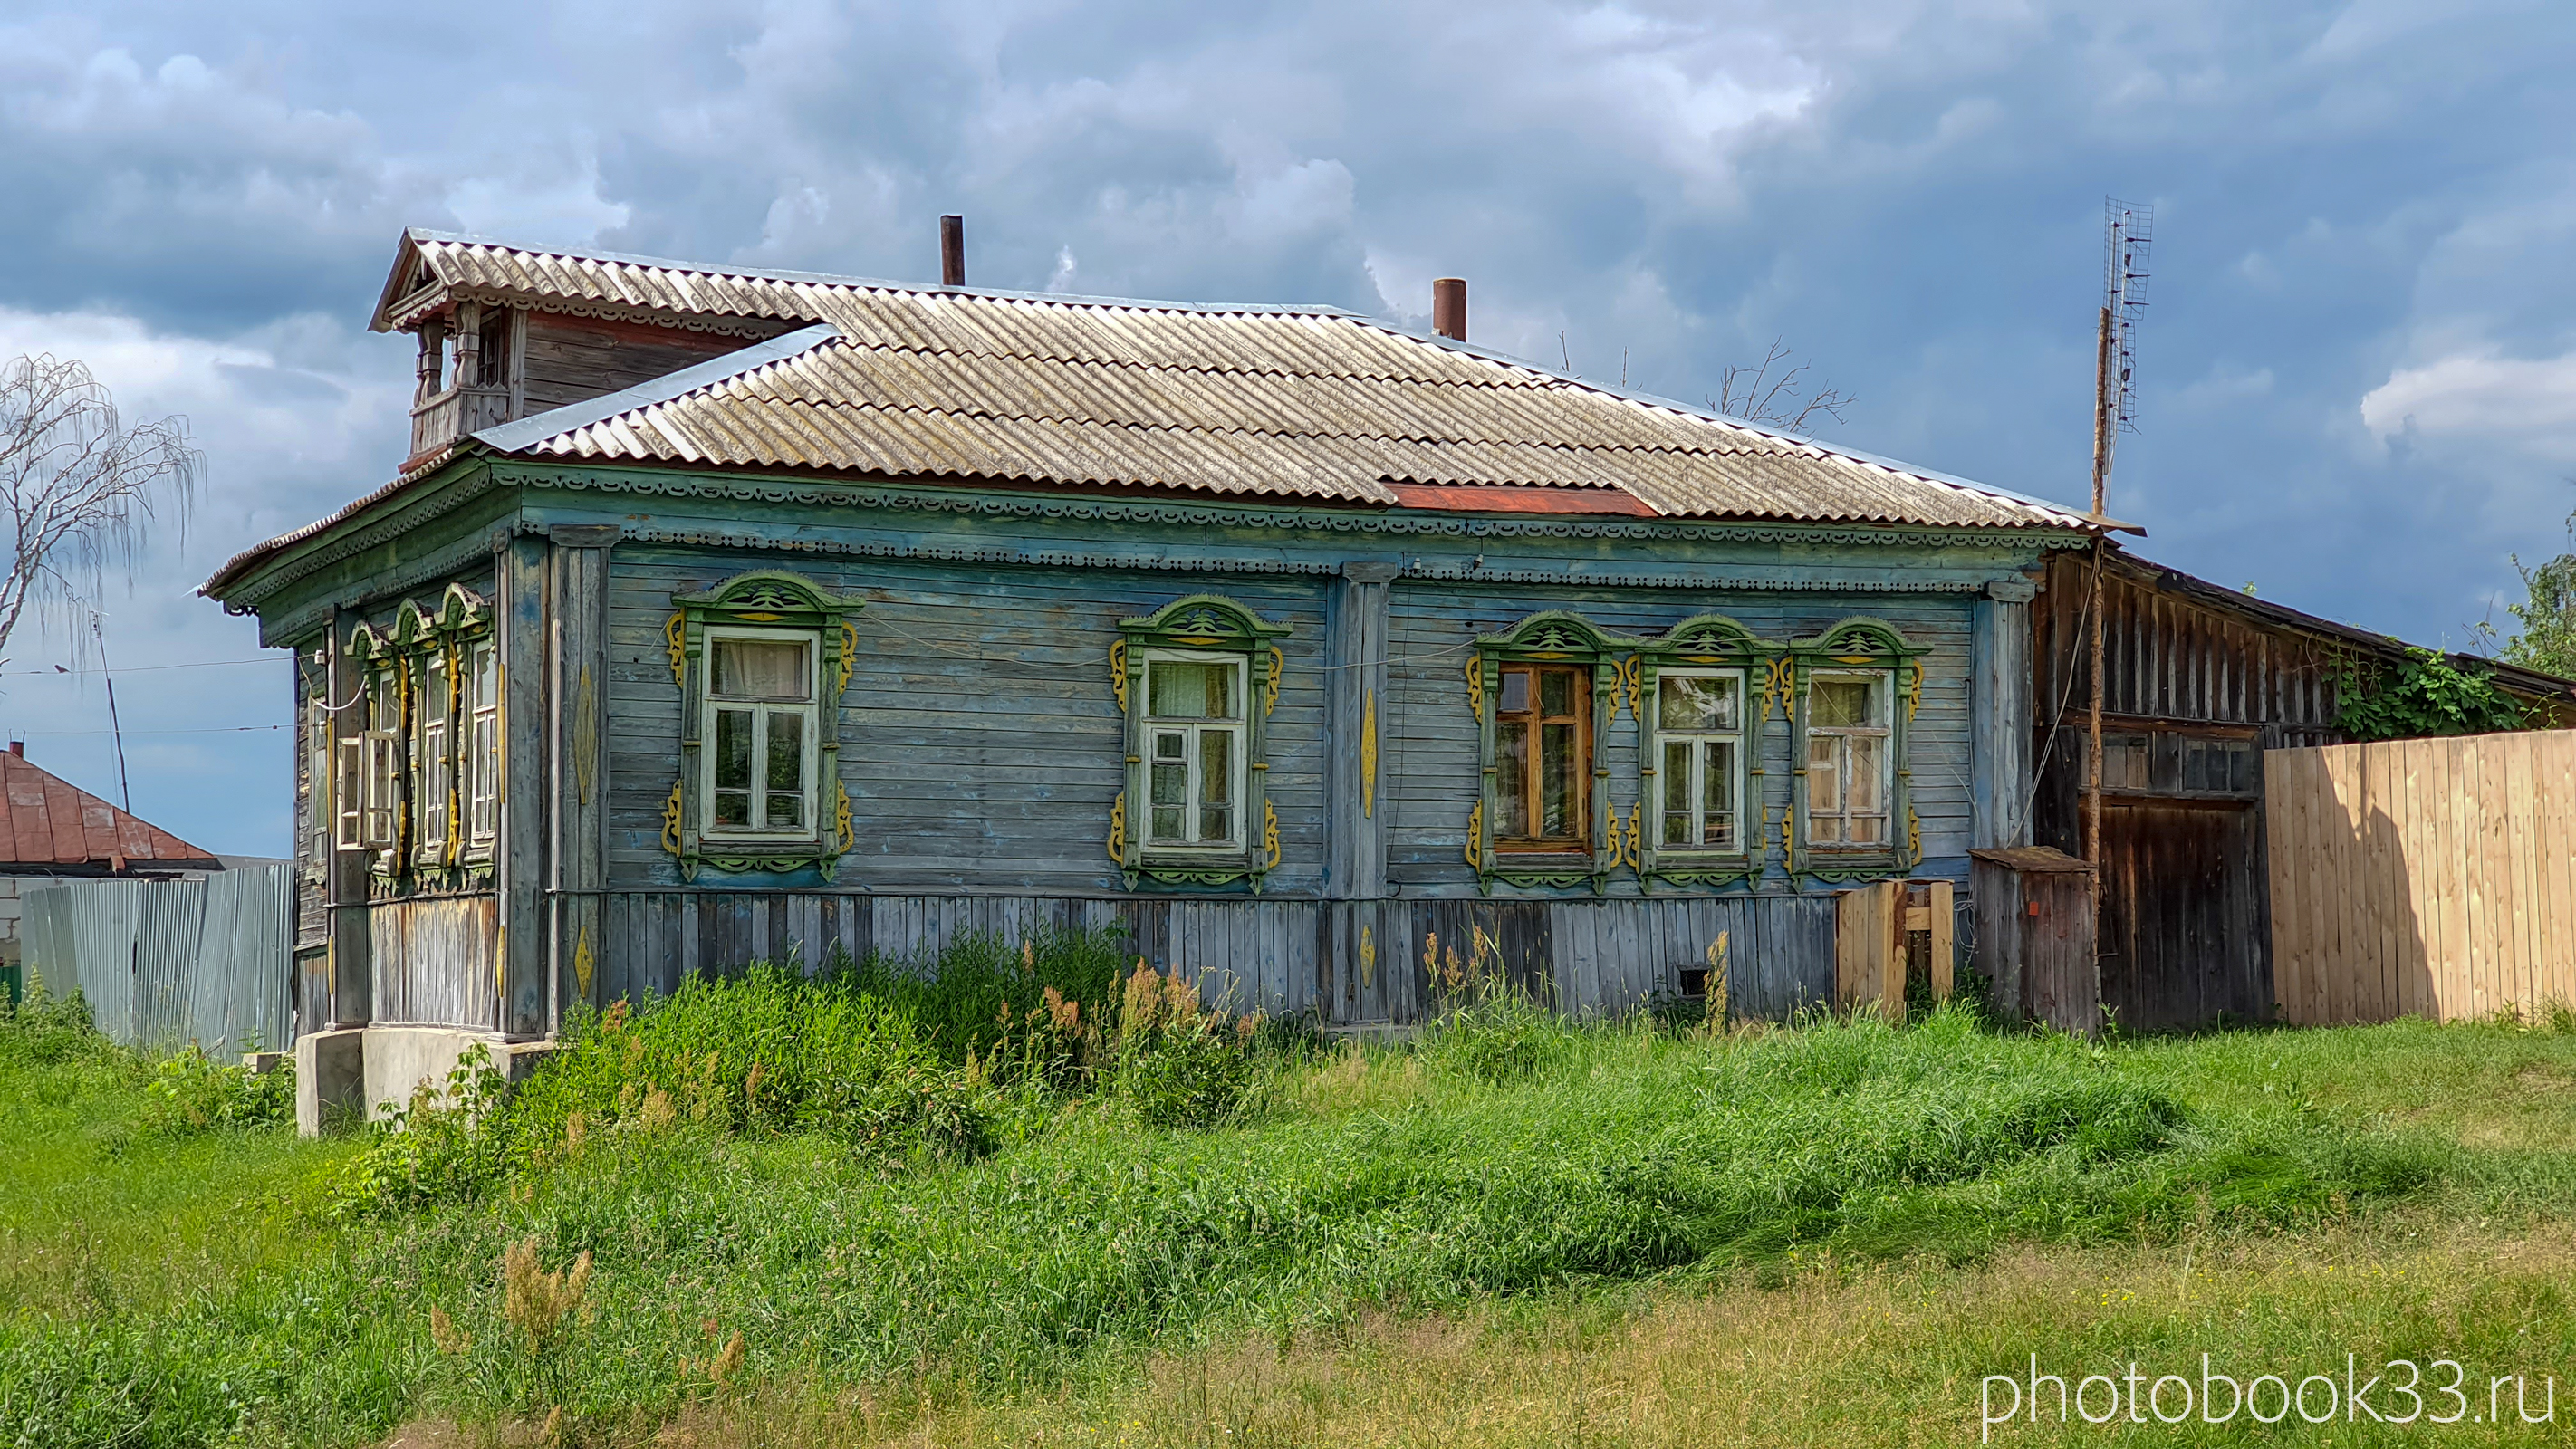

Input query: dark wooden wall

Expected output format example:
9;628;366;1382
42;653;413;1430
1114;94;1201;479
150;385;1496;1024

2033;550;2344;741
519;313;779;416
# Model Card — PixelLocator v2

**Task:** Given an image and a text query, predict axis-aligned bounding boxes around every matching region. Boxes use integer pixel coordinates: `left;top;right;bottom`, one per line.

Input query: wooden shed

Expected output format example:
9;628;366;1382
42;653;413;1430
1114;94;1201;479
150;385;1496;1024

2028;546;2576;1032
203;226;2126;1122
1968;846;2097;1035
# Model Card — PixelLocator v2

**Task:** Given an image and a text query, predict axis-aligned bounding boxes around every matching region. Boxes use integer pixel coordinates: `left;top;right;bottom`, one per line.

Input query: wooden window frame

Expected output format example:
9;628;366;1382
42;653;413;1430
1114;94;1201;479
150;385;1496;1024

345;584;491;889
1467;611;1622;895
1111;595;1290;892
465;637;500;848
697;624;822;844
1785;618;1926;886
666;570;865;882
1139;648;1250;853
1632;613;1775;892
1491;661;1593;852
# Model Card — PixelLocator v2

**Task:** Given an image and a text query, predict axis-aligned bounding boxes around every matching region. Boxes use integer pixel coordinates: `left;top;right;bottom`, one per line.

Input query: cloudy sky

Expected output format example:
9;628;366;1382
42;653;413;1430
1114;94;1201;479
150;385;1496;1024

3;0;2572;856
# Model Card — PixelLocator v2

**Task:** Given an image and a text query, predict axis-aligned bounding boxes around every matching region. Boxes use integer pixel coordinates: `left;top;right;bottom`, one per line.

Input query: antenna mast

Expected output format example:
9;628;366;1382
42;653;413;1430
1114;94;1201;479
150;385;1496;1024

2086;197;2151;867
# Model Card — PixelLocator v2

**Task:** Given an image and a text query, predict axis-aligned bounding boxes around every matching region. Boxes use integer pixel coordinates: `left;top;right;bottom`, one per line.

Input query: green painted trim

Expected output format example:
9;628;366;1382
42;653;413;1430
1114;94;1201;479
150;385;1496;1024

1631;612;1774;890
1114;593;1290;894
1784;617;1927;889
667;569;866;883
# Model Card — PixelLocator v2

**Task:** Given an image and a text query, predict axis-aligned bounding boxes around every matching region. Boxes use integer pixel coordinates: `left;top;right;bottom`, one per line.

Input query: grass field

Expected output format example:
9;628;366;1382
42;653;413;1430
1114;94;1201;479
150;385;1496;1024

6;949;2576;1448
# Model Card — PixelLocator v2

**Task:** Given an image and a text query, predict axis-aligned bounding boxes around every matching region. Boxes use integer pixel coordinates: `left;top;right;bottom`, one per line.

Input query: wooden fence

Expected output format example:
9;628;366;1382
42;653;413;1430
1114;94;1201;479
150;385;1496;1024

2267;729;2576;1024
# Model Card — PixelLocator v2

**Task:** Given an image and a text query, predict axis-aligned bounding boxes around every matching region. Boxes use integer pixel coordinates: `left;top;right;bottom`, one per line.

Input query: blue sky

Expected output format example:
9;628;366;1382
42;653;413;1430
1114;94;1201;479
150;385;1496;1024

2;0;2571;857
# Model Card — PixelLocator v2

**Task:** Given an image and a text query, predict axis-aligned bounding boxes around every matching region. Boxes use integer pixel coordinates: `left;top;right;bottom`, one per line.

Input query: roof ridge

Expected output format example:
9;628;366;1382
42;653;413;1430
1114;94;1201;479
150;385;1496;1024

407;227;1362;321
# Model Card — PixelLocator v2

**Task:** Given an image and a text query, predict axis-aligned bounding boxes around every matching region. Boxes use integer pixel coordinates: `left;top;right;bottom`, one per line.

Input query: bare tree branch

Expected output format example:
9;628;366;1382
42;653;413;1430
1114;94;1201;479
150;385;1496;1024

0;355;202;666
1713;337;1853;433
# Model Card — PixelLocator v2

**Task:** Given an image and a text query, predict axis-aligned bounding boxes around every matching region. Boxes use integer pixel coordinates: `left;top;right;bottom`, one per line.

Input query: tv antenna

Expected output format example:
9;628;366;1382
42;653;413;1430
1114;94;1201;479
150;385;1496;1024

2084;197;2151;868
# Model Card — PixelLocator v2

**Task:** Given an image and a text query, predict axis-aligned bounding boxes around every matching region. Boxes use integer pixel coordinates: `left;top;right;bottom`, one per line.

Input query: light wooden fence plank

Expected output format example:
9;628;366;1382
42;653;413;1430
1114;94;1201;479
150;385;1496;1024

2269;731;2575;1025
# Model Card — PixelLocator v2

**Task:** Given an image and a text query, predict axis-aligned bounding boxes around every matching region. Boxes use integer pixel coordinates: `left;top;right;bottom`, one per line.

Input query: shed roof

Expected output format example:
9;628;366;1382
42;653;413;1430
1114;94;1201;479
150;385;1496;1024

0;752;221;871
207;229;2124;600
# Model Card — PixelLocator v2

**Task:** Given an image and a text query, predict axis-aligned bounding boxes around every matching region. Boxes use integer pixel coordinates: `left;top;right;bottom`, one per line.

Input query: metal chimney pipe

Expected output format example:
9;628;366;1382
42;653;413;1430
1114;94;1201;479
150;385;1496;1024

1432;277;1466;341
940;215;966;287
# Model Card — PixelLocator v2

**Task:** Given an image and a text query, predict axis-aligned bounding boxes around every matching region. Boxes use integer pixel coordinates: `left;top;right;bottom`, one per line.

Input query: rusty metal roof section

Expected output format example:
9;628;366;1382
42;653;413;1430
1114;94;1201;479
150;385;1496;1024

0;751;221;871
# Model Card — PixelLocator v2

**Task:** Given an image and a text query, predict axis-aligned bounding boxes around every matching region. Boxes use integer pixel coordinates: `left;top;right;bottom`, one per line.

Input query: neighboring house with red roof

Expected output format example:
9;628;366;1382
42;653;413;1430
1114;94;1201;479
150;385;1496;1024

0;741;225;967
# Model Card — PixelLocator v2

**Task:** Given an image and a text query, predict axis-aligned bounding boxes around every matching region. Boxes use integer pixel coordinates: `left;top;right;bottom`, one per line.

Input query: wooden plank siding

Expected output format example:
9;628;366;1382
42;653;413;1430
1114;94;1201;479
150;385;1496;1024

2267;730;2576;1025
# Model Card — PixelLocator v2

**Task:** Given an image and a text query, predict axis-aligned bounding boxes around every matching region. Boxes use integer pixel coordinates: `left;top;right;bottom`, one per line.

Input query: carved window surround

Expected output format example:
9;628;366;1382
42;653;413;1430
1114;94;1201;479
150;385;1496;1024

1109;594;1290;892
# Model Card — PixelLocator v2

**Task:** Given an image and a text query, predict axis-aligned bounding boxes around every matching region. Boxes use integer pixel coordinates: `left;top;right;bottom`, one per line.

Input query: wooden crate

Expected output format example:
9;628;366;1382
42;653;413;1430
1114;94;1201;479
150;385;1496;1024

1970;846;2099;1035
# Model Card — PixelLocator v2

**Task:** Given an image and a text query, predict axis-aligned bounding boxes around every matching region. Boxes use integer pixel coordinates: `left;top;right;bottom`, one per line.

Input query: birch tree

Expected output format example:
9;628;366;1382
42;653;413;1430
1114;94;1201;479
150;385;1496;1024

0;354;201;661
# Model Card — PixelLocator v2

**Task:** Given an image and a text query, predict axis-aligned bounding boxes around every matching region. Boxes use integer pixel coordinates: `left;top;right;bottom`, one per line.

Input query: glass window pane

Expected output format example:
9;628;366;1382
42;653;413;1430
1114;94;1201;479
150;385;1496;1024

716;709;753;790
1807;736;1841;814
1201;729;1234;806
714;791;750;828
713;639;809;701
1541;722;1577;837
1812;678;1877;727
1704;741;1735;848
1849;814;1885;845
1148;660;1236;720
766;712;804;793
1812;816;1844;844
1496;720;1530;838
1539;668;1574;716
1660;675;1735;731
1848;735;1883;813
1497;669;1529;715
767;791;804;830
1662;741;1691;811
1150;759;1187;807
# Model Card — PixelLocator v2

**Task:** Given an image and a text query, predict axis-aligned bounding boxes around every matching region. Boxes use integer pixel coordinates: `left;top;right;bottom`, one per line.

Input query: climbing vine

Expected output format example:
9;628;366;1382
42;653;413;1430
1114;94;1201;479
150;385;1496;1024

2332;647;2523;742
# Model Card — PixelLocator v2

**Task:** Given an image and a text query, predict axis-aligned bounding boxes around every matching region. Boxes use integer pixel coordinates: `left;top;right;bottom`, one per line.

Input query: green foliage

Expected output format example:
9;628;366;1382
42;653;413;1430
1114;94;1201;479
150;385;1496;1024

2503;511;2576;680
1114;964;1260;1128
17;1002;2576;1446
0;973;109;1070
323;1043;513;1220
130;1047;294;1137
506;964;994;1161
838;924;1129;1067
2333;645;2524;741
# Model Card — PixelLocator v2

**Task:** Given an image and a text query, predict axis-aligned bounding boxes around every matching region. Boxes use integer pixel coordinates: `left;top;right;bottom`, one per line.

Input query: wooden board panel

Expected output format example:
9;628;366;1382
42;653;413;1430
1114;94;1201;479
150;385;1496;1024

2268;730;2576;1025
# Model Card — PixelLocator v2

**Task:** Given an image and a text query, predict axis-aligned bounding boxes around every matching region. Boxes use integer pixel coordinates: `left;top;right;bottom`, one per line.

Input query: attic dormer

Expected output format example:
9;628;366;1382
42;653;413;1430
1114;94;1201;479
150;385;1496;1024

374;230;809;464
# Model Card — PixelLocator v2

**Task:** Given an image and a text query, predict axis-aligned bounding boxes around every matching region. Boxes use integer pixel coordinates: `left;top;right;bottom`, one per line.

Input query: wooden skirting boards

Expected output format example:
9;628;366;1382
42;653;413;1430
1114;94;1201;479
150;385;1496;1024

1834;878;1955;1016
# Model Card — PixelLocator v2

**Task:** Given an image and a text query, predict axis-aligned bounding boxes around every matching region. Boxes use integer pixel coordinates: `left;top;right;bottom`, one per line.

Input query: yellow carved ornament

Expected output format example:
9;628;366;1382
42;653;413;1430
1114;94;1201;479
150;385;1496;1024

1620;656;1643;723
1359;925;1376;989
660;781;683;857
1108;639;1129;710
663;612;685;686
1463;799;1484;870
838;621;859;695
1264;646;1283;717
1106;791;1127;863
1463;656;1483;715
1263;801;1282;871
1762;657;1794;720
1361;688;1378;819
573;926;594;998
834;782;854;853
1903;660;1923;723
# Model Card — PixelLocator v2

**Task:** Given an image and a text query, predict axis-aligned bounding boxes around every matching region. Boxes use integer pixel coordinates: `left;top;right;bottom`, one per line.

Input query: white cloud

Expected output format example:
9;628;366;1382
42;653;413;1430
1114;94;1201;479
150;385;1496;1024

2360;351;2576;457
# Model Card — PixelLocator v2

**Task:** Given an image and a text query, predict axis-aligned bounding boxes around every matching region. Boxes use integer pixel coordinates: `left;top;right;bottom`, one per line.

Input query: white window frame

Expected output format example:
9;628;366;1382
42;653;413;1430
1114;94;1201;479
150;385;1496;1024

1654;667;1747;855
306;687;332;867
1804;667;1894;850
415;648;451;863
466;638;499;844
698;624;822;842
1140;648;1249;852
360;667;402;851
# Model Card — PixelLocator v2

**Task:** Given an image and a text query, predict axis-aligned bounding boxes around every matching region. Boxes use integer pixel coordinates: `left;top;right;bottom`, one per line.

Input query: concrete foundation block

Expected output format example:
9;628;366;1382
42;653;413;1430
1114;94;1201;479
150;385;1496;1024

241;1051;287;1076
294;1028;367;1137
361;1026;560;1122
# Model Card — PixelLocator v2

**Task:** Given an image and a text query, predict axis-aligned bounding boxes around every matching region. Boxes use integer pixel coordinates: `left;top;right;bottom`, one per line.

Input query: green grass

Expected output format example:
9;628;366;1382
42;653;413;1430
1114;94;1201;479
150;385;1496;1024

6;956;2576;1448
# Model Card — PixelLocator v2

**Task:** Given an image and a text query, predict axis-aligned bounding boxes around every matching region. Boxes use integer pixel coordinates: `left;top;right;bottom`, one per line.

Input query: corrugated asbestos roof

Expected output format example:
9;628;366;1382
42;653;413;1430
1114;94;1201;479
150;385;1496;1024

0;752;220;869
212;231;2113;600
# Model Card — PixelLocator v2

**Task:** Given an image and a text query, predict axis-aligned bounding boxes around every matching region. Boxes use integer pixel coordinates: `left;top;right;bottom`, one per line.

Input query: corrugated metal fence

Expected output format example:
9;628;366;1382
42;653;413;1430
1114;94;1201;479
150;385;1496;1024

2268;730;2576;1024
21;865;293;1053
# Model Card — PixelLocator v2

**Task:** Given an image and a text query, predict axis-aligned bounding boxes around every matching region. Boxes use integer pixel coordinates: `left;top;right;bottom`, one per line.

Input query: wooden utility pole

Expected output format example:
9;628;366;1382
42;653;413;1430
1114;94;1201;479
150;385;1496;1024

2086;304;2111;865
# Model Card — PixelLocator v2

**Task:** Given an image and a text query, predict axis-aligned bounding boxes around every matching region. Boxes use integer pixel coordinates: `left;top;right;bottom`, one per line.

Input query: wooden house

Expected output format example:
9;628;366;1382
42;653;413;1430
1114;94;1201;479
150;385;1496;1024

200;227;2117;1118
0;743;225;974
2027;545;2576;1032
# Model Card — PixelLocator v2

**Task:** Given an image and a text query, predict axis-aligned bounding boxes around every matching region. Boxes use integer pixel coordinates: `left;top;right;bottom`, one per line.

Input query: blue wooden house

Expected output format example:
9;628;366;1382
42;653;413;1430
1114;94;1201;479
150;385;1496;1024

201;228;2110;1112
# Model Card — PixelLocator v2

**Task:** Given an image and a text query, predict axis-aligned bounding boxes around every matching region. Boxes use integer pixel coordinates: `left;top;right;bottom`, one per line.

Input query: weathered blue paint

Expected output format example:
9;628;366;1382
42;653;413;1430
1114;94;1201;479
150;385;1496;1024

233;457;2062;1033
